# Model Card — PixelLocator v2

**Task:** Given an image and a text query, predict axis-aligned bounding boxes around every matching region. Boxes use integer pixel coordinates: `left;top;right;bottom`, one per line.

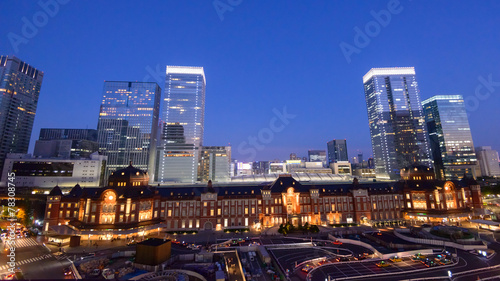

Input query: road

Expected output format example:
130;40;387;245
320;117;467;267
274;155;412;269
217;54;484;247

0;237;71;279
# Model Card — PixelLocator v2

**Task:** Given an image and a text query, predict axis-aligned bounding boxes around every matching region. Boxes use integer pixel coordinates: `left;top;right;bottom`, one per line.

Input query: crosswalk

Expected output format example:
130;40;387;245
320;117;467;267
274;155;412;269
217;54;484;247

0;254;52;270
52;252;71;261
10;238;39;248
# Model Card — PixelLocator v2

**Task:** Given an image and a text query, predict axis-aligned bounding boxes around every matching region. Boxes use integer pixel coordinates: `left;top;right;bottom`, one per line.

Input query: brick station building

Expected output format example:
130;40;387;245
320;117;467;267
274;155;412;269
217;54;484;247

43;164;483;240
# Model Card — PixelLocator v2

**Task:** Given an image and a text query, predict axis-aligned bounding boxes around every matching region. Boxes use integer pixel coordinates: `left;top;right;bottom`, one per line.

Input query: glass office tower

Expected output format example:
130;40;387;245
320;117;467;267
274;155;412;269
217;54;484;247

363;67;431;179
327;139;348;164
97;81;161;182
422;95;477;180
0;56;44;183
200;146;231;182
157;66;206;183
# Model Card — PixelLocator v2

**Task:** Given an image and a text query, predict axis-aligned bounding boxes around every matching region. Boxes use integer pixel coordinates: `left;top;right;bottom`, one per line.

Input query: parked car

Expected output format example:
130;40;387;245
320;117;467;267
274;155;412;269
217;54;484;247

376;261;390;267
336;256;349;262
354;254;367;260
301;265;313;273
424;260;438;267
333;240;343;245
389;256;402;262
439;259;452;265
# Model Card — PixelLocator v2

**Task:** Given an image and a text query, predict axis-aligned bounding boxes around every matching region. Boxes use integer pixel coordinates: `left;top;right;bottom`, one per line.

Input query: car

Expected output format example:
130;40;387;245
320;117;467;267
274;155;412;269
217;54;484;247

376;232;382;236
333;240;343;245
187;244;201;250
1;273;15;280
411;256;422;262
354;255;367;260
439;259;452;265
389;256;402;262
414;253;427;259
424;260;438;267
63;267;73;276
336;256;349;262
89;269;101;277
302;265;313;273
80;253;96;260
376;261;390;267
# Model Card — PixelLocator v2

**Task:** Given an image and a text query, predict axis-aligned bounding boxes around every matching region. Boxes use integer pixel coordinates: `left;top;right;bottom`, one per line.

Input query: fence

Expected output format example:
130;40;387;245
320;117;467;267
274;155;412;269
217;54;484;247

111;250;135;258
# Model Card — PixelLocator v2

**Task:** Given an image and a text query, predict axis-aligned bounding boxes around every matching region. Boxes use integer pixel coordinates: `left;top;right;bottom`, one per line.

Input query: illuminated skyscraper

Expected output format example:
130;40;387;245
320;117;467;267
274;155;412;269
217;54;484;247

423;95;477;180
0;55;43;182
97;81;161;182
200;146;231;182
157;66;206;183
363;67;431;179
327;139;348;164
475;146;500;177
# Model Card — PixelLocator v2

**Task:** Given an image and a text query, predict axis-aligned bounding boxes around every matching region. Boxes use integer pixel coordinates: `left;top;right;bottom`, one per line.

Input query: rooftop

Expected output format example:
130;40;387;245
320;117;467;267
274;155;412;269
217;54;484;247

363;67;415;83
138;238;171;247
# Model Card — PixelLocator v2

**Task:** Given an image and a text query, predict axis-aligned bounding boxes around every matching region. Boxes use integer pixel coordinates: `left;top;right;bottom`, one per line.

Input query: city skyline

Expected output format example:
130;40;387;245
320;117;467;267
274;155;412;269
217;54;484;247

2;2;500;280
1;1;499;162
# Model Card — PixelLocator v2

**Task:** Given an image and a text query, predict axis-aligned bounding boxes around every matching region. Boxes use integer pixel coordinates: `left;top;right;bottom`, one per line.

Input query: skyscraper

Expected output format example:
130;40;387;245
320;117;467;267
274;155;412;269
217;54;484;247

327;139;348;164
363;67;431;179
0;55;43;181
308;150;327;166
34;128;99;159
422;95;477;180
157;66;206;183
200;146;231;182
97;81;161;182
475;146;500;177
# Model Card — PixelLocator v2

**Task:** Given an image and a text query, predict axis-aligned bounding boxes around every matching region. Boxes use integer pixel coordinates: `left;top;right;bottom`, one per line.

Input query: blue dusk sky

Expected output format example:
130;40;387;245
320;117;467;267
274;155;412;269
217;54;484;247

1;0;499;162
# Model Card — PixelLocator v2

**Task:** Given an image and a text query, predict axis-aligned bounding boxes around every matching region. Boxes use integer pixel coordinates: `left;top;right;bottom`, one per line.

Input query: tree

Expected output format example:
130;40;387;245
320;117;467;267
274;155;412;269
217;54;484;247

16;209;26;223
2;207;9;219
310;225;320;233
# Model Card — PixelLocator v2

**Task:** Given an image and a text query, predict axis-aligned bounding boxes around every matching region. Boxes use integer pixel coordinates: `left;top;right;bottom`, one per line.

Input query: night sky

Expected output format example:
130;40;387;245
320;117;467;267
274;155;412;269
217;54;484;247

1;0;499;162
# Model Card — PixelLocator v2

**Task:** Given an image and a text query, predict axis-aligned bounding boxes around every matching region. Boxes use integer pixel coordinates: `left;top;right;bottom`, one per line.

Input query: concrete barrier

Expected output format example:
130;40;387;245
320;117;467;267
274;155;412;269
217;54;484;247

394;229;487;250
130;269;208;281
328;233;383;258
69;261;82;279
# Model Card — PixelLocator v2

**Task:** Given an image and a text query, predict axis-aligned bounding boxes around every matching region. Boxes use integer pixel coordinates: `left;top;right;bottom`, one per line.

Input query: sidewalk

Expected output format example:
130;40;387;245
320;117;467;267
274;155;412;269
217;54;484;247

38;235;132;254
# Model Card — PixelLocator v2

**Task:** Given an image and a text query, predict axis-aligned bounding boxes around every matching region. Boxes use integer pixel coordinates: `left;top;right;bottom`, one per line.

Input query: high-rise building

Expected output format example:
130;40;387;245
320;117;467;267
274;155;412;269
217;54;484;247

39;128;97;141
157;66;206;183
308;150;327;166
1;152;107;192
367;157;374;169
422;95;477;180
0;56;44;182
34;128;99;159
327;139;348;164
252;161;270;175
200;146;231;182
475;146;500;177
97;81;161;182
363;67;431;179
